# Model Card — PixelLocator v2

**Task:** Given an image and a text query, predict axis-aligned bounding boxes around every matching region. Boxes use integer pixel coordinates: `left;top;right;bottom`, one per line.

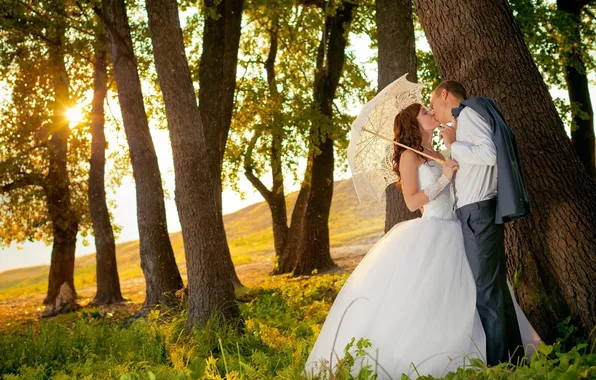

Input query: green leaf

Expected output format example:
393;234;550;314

188;357;206;380
538;343;554;356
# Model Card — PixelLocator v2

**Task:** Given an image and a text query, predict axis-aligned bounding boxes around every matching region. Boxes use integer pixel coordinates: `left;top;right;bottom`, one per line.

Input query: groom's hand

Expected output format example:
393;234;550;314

439;119;457;150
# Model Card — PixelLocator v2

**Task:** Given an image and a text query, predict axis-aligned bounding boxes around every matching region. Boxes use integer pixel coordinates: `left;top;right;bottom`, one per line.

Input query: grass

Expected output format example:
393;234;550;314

0;179;385;301
0;274;594;380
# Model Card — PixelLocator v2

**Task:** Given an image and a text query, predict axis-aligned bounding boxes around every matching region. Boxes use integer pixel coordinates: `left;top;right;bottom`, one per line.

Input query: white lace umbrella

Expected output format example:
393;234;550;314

347;74;443;203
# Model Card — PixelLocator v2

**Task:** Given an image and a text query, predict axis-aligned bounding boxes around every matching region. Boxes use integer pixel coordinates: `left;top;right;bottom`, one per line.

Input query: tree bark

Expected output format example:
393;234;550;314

145;0;240;327
274;183;310;274
244;15;289;262
43;2;79;306
415;0;596;341
245;163;289;262
102;0;183;309
198;0;244;288
275;1;356;275
376;0;421;232
244;152;289;262
89;21;124;305
557;0;595;179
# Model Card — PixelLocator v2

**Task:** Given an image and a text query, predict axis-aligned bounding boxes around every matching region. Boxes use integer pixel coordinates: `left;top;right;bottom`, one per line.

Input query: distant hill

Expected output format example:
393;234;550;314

0;179;385;299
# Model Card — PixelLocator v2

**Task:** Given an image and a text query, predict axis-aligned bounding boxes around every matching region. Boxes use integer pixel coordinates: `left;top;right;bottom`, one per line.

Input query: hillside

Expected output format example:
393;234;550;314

0;179;385;300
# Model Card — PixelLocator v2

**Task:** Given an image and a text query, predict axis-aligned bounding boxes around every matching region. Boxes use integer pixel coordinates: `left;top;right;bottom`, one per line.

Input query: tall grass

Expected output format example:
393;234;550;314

1;274;594;379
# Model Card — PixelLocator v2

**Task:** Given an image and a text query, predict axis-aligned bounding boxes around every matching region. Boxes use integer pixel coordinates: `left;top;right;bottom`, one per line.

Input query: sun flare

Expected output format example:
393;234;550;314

66;106;85;125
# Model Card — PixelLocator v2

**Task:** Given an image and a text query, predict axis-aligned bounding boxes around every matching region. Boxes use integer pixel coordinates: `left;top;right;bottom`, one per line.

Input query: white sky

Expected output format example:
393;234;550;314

0;22;595;273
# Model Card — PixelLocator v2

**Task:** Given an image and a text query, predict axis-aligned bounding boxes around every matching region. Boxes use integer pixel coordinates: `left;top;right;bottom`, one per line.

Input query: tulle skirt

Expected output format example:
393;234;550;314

304;216;540;379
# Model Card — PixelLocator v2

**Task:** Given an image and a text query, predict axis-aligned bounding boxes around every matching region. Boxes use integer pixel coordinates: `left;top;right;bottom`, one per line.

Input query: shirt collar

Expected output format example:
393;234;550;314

451;103;466;118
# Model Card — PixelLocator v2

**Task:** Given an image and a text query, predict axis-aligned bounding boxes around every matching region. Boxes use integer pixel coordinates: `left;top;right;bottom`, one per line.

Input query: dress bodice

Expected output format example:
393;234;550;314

417;162;456;220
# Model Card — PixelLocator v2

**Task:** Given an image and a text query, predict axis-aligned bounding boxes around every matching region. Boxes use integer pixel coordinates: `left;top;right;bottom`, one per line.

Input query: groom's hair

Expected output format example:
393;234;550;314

435;81;467;100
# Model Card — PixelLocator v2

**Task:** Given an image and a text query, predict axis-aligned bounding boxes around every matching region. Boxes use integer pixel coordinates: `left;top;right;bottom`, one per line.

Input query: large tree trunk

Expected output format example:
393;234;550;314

275;1;356;275
557;0;595;179
89;22;124;305
102;0;183;309
415;0;596;341
198;0;244;288
376;0;421;232
145;0;240;327
244;15;289;262
43;2;79;306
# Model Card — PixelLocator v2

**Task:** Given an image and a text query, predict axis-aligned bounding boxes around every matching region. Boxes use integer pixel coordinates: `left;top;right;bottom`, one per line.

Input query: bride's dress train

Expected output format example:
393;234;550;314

305;162;540;379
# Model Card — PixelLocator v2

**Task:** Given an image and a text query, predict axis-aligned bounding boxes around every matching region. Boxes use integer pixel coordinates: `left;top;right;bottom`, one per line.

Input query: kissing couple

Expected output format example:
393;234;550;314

305;81;542;379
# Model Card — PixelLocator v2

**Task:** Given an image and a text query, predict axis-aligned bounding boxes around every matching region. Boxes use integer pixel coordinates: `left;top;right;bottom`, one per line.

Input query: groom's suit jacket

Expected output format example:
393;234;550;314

452;98;530;224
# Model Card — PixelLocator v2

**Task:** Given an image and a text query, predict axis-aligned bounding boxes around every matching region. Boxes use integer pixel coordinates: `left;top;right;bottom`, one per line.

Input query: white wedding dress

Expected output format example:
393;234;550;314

305;162;541;379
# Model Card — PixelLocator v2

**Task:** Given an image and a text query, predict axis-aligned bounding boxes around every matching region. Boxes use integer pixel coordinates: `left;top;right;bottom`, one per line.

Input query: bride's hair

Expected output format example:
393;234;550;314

392;103;425;186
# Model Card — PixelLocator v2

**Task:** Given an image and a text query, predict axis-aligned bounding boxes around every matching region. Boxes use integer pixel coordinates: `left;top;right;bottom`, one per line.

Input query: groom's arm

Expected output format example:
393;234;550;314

450;109;497;166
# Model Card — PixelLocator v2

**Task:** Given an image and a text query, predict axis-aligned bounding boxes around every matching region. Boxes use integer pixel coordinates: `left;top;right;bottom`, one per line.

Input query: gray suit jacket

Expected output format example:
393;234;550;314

452;98;530;224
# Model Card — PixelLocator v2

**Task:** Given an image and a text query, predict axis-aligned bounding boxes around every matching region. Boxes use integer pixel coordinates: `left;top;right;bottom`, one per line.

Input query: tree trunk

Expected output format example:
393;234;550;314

89;22;124;305
243;15;289;262
198;0;244;288
415;0;596;341
264;15;289;263
245;162;289;263
376;0;421;232
43;2;79;306
102;0;183;309
557;0;595;179
269;193;288;257
244;159;289;261
274;184;310;274
275;1;356;275
145;0;240;327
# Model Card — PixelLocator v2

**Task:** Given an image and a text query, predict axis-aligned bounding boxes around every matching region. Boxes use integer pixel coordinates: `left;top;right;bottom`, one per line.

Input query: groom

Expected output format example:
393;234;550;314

430;81;530;366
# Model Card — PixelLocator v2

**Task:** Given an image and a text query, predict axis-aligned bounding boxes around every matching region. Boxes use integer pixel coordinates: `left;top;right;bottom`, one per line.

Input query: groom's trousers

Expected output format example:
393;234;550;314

456;198;523;366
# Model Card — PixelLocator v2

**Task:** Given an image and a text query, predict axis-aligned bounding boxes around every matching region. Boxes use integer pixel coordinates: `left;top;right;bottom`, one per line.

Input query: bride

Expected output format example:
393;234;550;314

304;103;540;379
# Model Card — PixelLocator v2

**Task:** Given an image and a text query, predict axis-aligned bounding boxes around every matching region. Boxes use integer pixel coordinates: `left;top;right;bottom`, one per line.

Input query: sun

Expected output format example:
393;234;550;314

66;106;85;125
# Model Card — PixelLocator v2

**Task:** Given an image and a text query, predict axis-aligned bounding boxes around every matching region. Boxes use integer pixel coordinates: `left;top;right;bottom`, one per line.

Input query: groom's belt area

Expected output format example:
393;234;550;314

455;198;496;217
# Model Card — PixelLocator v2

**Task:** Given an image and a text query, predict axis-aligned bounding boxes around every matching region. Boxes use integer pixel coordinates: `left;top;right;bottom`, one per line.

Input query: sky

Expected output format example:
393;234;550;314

0;19;595;273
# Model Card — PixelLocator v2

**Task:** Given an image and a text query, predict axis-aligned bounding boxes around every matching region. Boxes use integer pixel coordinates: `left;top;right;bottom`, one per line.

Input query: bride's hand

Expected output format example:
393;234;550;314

442;159;459;180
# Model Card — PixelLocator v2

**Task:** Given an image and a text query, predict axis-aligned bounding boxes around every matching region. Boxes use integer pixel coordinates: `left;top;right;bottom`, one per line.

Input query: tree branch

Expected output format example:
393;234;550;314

332;101;351;129
0;16;55;45
0;173;46;193
297;0;327;8
245;166;273;203
243;132;273;202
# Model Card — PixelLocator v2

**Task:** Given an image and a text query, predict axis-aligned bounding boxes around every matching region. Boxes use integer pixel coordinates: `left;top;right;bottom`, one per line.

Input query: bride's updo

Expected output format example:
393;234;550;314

392;103;425;183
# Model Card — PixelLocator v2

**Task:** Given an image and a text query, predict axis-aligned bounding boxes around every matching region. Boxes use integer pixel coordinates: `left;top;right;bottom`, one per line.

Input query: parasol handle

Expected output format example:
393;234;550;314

362;128;446;164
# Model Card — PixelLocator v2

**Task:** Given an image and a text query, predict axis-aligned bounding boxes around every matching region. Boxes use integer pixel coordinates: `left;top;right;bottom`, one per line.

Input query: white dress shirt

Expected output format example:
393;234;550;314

450;107;498;209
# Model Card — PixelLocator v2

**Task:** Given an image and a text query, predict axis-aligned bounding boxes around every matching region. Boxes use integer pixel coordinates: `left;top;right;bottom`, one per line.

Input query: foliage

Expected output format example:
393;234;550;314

1;273;594;379
511;0;596;86
224;0;375;194
510;0;596;130
0;1;128;248
0;0;92;246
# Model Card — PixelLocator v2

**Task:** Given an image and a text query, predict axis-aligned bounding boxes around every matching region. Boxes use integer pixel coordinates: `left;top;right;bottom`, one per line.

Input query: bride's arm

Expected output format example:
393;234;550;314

400;151;432;212
399;150;456;212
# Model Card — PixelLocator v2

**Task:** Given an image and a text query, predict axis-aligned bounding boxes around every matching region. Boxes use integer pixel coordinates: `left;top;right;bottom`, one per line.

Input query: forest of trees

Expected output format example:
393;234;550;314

0;0;594;345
